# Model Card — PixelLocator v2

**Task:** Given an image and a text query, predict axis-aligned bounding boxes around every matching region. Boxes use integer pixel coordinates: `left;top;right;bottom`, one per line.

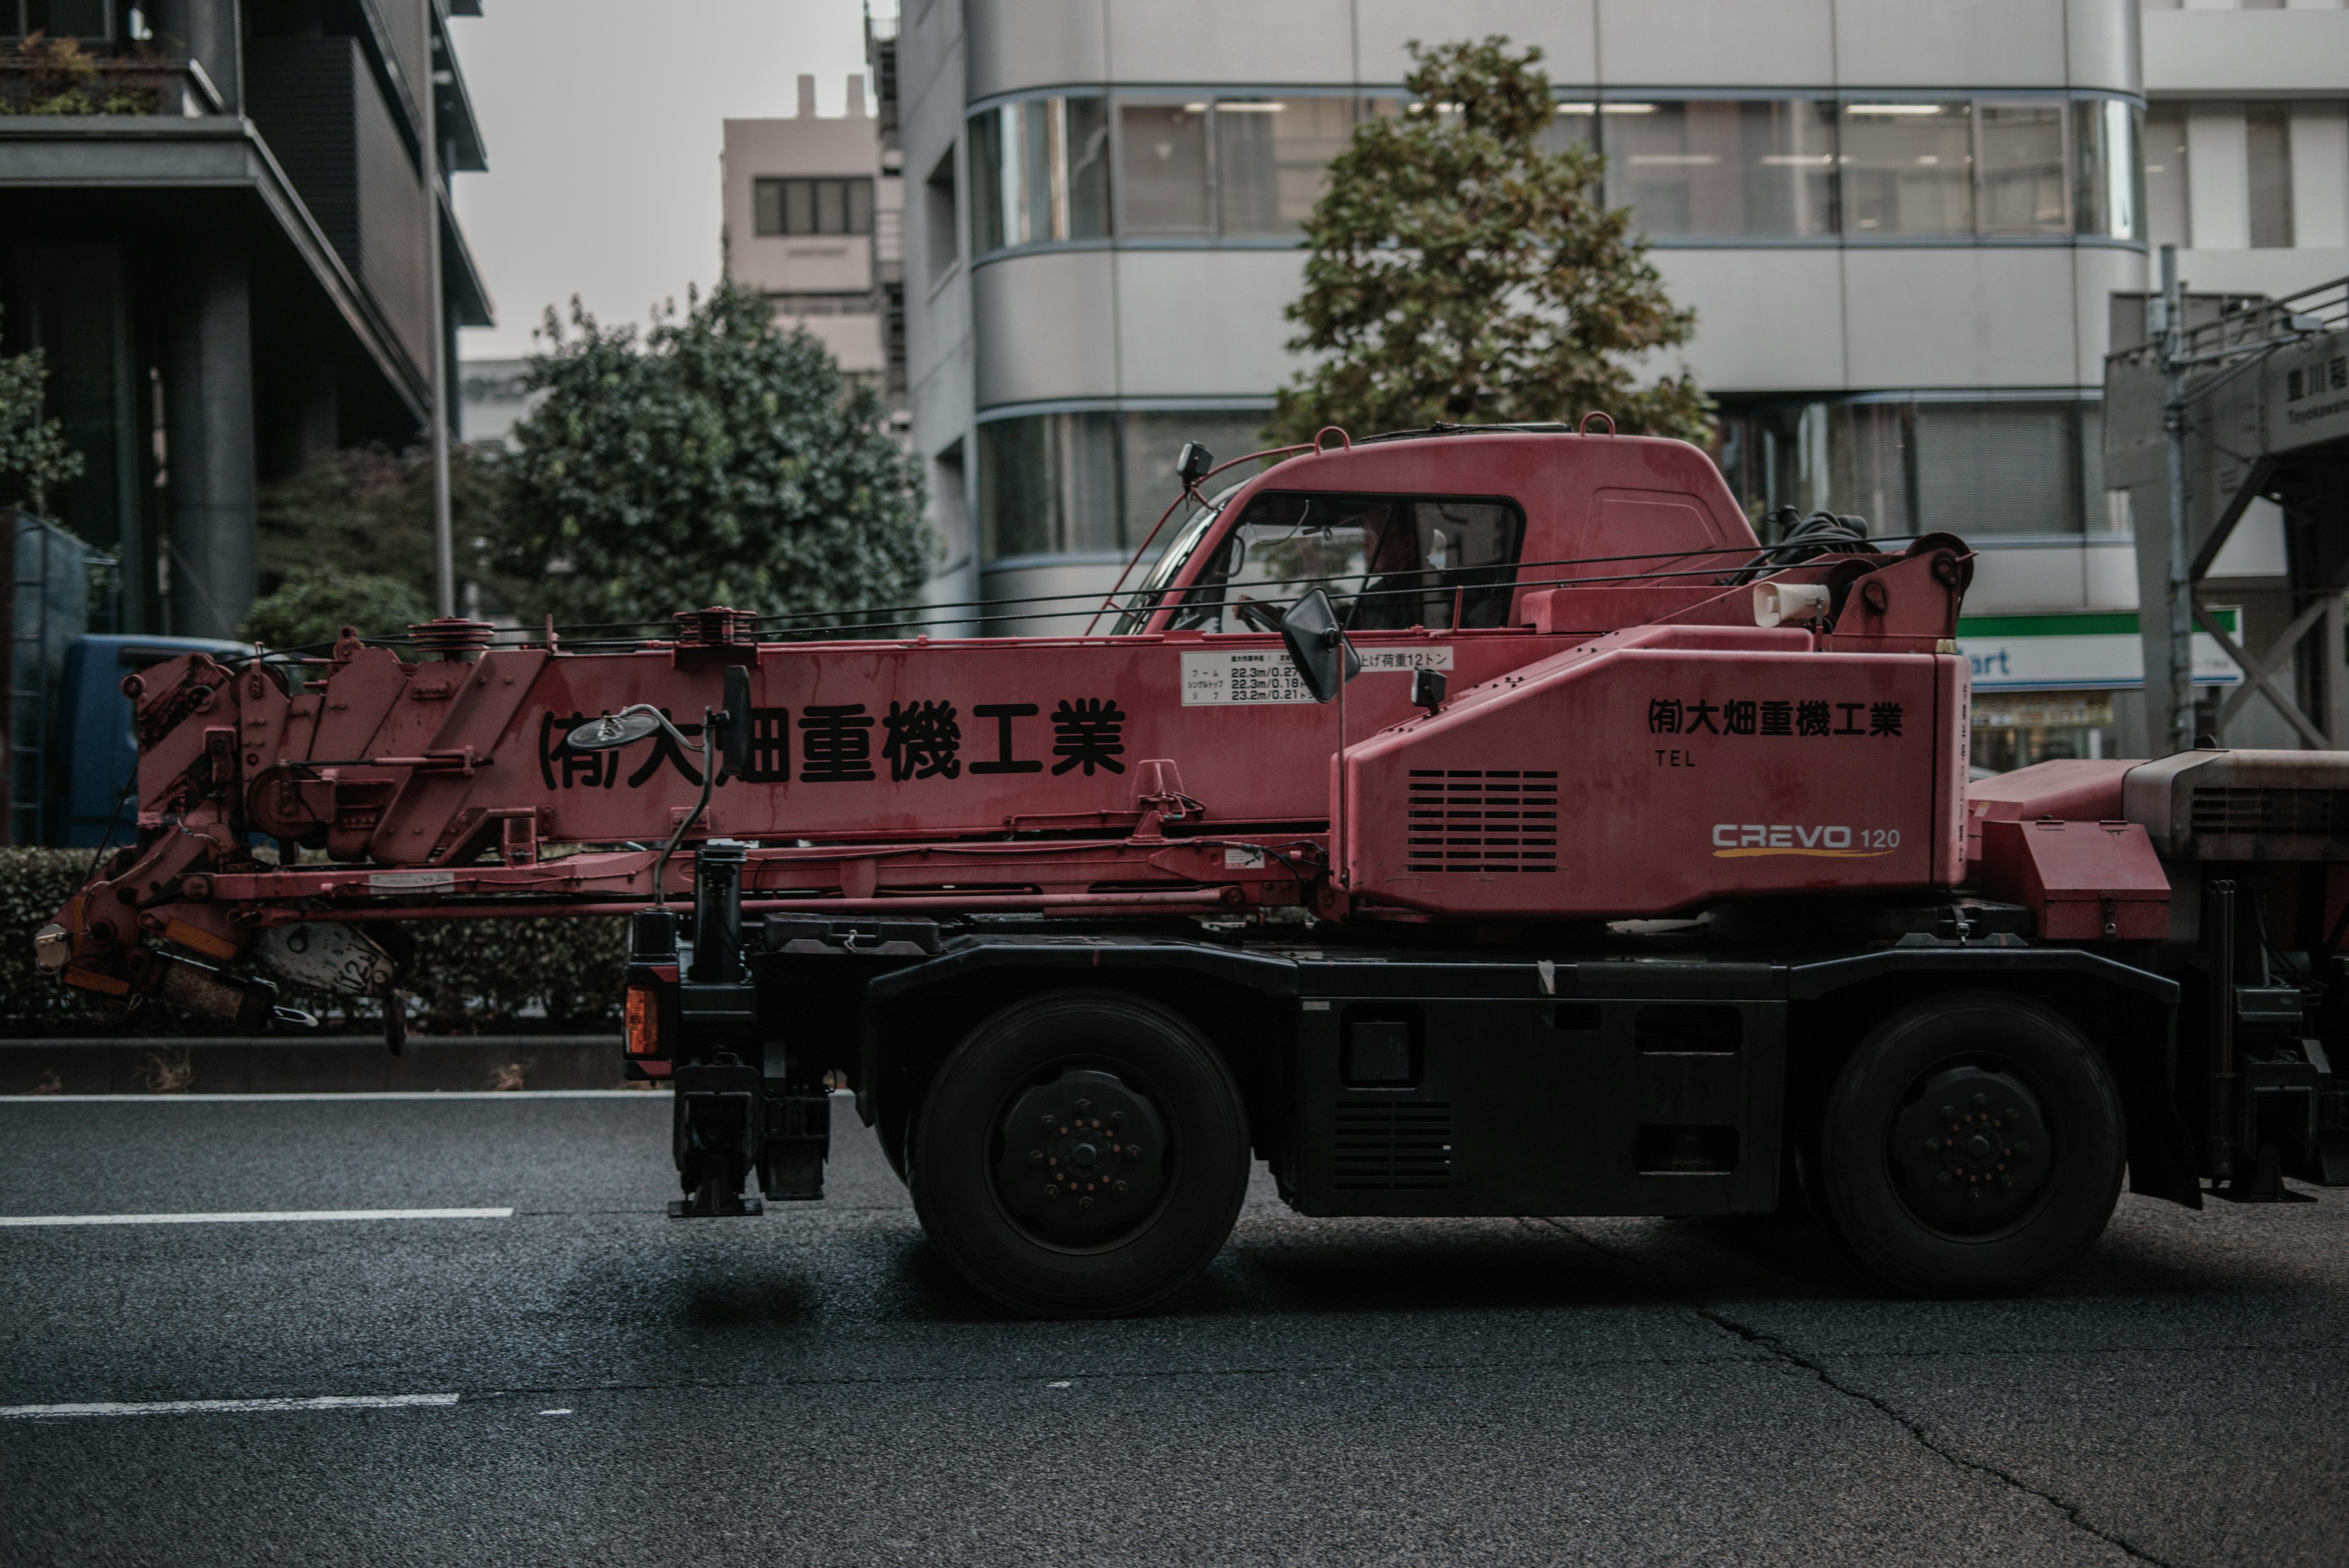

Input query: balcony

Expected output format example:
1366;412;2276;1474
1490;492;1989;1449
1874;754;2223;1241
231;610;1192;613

0;34;214;117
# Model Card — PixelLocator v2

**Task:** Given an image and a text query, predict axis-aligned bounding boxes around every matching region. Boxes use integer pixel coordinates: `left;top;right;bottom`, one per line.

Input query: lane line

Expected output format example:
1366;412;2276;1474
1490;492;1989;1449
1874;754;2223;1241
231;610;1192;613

2;1090;668;1104
4;1394;459;1419
0;1207;514;1227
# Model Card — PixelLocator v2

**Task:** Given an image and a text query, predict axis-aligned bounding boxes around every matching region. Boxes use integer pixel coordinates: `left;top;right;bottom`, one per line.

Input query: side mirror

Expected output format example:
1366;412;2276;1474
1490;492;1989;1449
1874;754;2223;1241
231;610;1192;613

717;664;754;780
1176;441;1214;488
567;710;665;751
1278;587;1360;705
1410;667;1447;712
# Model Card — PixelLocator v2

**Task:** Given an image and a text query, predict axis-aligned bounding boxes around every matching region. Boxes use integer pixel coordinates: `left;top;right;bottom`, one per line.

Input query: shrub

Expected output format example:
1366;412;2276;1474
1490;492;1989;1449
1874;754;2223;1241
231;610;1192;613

0;847;626;1035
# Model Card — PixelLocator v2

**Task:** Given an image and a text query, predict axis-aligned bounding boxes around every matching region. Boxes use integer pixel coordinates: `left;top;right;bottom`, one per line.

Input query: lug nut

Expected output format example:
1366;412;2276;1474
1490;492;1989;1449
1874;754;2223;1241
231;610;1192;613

1968;1187;1983;1203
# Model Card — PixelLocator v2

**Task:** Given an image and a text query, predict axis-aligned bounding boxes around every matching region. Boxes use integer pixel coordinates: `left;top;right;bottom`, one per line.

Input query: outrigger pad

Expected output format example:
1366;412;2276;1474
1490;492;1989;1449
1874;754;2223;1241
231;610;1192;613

669;1060;765;1217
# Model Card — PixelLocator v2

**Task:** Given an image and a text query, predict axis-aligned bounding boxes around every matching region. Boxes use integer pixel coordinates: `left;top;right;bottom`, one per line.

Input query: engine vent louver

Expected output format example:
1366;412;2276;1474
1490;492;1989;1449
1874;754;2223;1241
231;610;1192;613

2189;786;2349;837
1405;770;1559;873
1333;1102;1453;1190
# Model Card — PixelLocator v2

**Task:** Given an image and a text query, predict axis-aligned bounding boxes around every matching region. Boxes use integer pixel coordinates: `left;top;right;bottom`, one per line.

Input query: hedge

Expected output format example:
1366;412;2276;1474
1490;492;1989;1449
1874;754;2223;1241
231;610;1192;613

1;846;627;1034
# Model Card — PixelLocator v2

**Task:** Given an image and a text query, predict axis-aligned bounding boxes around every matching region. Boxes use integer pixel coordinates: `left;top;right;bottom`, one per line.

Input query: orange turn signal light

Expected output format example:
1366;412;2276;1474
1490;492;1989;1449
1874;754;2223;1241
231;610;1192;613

624;985;660;1057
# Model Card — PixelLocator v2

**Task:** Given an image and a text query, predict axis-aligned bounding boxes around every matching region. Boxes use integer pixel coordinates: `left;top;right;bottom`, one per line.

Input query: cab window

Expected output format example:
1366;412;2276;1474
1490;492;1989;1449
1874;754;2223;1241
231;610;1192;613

1167;492;1526;633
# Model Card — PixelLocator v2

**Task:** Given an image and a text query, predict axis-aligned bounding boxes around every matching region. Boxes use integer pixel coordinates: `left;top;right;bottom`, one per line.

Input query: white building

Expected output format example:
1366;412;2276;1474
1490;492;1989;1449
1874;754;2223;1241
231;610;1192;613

722;75;906;412
869;2;2349;764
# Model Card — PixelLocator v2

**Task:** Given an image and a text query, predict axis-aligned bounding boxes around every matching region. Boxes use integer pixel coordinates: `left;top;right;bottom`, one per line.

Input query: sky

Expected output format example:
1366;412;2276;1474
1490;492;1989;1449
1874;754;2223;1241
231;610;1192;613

450;0;870;362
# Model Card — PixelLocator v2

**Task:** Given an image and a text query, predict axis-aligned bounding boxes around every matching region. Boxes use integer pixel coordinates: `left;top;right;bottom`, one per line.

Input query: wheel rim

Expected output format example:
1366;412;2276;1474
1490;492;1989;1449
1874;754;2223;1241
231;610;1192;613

992;1066;1171;1247
1885;1061;2055;1235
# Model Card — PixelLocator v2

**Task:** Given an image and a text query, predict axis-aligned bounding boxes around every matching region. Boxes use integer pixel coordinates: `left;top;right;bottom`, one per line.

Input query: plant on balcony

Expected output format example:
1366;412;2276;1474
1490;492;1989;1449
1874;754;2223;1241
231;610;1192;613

492;281;930;630
1269;37;1710;445
0;308;84;514
0;32;168;116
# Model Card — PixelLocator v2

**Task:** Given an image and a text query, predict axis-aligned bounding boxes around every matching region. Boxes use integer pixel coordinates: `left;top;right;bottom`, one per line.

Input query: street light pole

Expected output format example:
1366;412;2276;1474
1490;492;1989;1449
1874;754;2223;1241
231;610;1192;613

424;25;455;620
2160;243;2195;756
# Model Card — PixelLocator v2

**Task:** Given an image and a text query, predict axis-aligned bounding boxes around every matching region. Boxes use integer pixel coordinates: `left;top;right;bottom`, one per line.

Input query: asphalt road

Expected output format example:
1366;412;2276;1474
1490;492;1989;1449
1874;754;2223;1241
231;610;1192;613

3;1092;2343;1567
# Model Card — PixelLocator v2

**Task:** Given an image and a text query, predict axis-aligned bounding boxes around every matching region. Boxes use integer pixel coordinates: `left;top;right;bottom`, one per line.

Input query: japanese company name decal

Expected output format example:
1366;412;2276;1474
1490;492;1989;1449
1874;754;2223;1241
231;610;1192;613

1652;696;1903;738
538;699;1129;789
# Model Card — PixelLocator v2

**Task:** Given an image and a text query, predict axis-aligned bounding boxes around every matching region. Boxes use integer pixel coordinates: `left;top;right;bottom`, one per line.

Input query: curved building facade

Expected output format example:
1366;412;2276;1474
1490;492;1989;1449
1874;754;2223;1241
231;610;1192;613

888;0;2349;758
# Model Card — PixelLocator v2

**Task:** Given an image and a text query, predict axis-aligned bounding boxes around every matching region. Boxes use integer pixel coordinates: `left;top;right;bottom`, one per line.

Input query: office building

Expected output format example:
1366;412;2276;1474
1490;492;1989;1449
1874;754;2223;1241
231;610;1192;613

722;72;905;415
878;0;2349;764
0;0;492;642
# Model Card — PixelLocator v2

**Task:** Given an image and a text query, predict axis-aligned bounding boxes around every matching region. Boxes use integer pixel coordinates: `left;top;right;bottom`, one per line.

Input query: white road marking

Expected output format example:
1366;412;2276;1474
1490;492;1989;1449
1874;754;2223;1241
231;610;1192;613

3;1090;664;1104
3;1393;459;1419
1047;1380;1072;1389
0;1207;514;1227
538;1408;573;1416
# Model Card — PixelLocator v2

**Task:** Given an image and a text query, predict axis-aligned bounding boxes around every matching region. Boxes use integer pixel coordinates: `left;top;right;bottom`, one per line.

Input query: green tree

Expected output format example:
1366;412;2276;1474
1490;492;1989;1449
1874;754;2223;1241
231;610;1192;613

239;564;431;652
492;281;929;629
1268;38;1709;445
256;442;508;609
0;307;83;514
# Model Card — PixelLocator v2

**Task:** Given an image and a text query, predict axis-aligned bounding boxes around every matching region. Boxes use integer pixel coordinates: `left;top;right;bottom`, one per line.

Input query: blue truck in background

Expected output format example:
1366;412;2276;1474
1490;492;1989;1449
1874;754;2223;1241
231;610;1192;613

52;634;250;847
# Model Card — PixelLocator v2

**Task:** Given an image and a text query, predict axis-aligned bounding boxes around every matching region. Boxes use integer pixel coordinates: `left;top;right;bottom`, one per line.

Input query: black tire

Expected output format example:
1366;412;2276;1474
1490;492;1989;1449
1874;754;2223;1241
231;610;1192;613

909;989;1249;1318
1820;990;2123;1296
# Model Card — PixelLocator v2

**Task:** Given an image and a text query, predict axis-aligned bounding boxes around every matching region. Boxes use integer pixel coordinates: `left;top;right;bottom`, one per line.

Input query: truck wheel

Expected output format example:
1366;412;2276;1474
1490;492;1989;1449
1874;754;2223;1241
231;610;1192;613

910;989;1249;1318
1820;990;2123;1296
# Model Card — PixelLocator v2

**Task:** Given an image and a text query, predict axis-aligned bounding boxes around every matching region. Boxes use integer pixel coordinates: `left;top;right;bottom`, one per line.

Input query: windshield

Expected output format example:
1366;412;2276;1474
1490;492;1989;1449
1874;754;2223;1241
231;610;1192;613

1167;492;1526;634
1107;484;1245;634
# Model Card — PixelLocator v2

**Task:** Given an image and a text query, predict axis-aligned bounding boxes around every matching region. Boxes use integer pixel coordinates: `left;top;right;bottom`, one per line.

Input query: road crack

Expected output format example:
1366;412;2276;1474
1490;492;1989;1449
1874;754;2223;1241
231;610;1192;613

1535;1219;2181;1568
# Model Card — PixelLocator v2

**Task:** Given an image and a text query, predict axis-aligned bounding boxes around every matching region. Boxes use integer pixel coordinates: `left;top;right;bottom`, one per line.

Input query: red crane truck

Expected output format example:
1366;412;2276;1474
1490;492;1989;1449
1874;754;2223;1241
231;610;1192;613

33;426;2349;1317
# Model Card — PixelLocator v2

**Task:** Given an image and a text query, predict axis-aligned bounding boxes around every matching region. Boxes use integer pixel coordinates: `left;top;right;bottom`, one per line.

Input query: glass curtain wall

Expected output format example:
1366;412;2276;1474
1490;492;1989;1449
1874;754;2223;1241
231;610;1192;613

1601;100;1838;237
973;93;2141;252
1215;97;1354;236
1718;399;2107;540
1839;102;1975;236
979;409;1275;563
969;95;1110;253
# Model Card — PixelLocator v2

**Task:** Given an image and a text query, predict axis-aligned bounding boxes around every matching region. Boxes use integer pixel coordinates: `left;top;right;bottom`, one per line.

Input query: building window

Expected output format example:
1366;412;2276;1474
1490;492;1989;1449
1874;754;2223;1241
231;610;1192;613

11;1;113;37
2143;102;2189;248
978;408;1276;563
970;95;1110;253
1117;102;1212;236
2075;99;2142;243
1976;102;2070;233
754;177;875;237
1840;102;1976;237
1718;397;2102;540
1602;100;1838;238
765;292;875;316
2246;103;2294;249
1214;97;1355;236
924;149;959;284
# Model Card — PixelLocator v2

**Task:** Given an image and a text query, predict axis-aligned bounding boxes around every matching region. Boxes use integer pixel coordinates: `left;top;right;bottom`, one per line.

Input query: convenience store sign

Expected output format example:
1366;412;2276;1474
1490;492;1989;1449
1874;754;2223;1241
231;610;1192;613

1953;610;2242;692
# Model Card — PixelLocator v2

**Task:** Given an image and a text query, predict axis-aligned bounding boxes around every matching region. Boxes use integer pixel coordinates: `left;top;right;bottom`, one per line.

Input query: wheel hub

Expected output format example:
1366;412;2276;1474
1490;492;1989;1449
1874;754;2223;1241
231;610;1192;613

994;1068;1170;1244
1889;1066;2053;1228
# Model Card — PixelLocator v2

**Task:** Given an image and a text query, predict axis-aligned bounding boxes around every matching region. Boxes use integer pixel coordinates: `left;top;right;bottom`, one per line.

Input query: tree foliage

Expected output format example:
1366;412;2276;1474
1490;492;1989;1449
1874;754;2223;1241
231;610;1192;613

239;564;431;652
1268;38;1709;445
492;282;929;630
255;442;508;609
0;307;83;514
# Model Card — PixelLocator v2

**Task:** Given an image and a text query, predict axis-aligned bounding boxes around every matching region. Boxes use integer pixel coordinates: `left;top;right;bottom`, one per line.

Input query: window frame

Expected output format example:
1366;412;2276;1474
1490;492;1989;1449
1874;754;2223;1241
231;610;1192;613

751;176;877;239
